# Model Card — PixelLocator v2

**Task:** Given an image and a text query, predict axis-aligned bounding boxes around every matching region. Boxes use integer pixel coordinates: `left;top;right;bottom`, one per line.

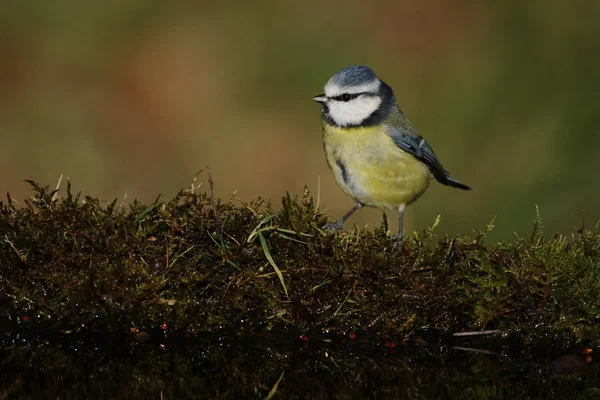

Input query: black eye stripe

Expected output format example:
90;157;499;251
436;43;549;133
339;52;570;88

332;93;361;102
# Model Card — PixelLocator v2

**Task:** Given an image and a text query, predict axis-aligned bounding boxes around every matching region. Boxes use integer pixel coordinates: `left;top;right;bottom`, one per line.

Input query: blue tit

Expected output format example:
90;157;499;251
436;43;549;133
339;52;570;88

313;65;470;241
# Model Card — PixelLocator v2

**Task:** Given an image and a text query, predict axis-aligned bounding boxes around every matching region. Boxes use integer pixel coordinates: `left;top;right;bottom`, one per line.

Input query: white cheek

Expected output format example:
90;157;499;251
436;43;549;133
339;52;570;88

329;97;382;126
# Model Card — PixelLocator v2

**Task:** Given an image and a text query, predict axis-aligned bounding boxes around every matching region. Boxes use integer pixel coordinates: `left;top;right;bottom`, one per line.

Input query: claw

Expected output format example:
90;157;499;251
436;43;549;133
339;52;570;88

323;203;362;235
323;221;343;233
391;234;404;249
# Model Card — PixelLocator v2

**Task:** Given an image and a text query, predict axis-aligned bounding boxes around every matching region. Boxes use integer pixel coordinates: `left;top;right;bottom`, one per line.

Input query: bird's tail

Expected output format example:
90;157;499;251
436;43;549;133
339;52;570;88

439;174;471;190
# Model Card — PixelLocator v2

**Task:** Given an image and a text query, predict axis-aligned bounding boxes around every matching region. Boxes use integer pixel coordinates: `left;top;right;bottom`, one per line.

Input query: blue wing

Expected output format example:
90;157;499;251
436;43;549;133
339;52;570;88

386;126;470;190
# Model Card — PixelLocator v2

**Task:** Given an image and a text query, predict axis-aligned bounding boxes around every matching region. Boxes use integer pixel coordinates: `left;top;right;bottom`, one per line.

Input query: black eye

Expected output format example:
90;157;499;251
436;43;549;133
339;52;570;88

333;93;360;102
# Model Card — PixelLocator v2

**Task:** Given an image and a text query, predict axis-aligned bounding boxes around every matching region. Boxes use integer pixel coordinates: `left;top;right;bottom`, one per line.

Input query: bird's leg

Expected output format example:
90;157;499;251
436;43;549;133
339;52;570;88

391;205;405;247
324;203;362;233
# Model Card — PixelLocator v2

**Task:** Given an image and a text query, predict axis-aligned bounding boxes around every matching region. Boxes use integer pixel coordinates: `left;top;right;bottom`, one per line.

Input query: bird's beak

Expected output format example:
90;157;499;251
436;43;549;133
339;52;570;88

312;94;327;103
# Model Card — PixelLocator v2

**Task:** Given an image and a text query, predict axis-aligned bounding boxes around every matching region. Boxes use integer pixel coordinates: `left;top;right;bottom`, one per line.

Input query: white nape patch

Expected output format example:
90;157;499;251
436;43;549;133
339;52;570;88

328;95;382;126
324;79;381;97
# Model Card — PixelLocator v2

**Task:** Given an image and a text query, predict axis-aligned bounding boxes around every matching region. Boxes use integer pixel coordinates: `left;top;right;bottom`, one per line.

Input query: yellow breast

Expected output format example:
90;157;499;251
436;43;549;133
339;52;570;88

322;123;431;210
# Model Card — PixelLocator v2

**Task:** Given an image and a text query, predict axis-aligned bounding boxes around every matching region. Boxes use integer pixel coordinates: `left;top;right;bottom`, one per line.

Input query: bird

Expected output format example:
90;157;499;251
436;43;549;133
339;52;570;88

313;65;470;243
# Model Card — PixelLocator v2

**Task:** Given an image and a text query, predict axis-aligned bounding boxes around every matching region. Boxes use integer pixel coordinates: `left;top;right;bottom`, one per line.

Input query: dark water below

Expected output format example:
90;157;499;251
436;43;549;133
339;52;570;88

1;324;598;400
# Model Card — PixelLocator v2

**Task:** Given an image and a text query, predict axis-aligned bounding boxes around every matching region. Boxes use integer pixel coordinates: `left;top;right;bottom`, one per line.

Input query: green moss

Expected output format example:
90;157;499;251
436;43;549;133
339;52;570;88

1;179;599;342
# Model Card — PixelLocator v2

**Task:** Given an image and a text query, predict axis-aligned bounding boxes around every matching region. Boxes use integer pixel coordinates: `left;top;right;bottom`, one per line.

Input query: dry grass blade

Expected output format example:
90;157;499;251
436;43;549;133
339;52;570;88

52;173;63;202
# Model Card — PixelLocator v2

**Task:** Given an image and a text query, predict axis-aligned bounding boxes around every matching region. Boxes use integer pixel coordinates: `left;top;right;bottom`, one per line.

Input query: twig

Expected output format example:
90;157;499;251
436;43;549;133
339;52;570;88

207;165;219;231
4;235;27;262
453;330;502;337
453;346;499;355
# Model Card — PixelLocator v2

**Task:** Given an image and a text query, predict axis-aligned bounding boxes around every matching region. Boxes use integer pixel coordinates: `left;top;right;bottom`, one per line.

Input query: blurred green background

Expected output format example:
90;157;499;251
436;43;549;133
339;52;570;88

1;1;598;241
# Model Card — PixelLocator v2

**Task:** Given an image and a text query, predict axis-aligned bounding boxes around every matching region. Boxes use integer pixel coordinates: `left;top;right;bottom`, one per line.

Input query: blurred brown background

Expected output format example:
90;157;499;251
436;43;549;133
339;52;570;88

1;1;599;240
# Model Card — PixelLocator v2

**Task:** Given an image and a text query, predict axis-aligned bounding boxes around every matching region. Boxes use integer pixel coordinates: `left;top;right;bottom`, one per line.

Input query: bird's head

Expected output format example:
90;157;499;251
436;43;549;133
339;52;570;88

313;65;394;127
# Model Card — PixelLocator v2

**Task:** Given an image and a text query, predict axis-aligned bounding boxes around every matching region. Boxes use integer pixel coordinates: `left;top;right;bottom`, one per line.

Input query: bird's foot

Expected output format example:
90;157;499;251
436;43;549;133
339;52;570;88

391;234;404;249
323;221;343;233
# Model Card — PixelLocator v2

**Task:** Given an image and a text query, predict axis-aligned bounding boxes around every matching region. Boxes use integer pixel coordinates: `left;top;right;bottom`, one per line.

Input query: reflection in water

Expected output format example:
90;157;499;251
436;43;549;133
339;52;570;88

0;326;597;399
